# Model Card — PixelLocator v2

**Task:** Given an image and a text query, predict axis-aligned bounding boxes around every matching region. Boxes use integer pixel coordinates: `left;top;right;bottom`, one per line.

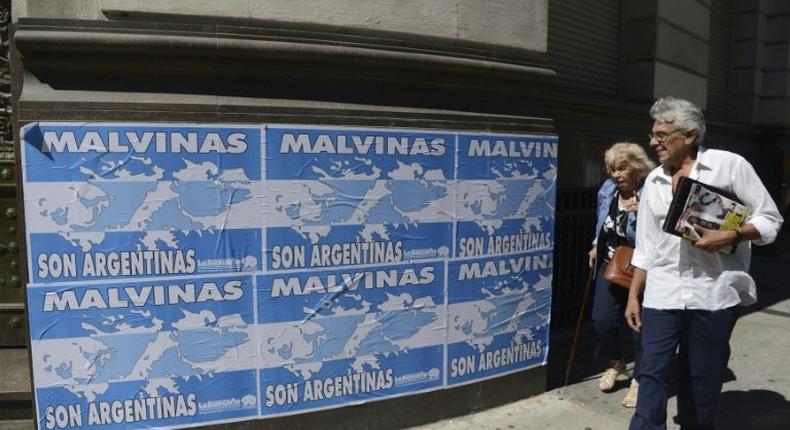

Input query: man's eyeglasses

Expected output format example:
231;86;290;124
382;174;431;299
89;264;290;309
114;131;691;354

648;129;681;143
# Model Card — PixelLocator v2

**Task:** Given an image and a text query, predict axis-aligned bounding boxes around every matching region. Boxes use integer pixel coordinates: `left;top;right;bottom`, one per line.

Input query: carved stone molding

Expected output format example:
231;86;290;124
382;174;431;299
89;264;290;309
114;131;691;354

0;1;11;160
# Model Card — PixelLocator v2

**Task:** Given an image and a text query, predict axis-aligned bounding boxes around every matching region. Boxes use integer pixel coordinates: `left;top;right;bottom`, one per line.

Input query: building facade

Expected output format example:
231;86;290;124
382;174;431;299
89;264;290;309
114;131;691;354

1;0;788;428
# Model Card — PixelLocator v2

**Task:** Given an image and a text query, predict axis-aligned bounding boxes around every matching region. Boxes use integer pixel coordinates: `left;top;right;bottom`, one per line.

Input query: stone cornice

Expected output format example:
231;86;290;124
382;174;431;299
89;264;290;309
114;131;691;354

14;19;555;86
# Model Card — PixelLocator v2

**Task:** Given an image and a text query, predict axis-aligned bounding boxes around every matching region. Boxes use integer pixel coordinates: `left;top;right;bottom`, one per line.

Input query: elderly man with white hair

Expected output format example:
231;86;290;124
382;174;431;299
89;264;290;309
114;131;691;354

624;97;783;430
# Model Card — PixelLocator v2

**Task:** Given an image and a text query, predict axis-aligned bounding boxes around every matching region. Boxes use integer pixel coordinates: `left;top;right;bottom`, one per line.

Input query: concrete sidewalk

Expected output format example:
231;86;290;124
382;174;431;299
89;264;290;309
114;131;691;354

413;296;790;430
413;245;790;430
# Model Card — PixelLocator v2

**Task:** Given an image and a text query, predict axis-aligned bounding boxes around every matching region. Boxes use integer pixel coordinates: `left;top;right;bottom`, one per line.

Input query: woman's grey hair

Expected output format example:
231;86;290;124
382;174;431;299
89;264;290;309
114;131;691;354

649;96;706;146
604;142;656;180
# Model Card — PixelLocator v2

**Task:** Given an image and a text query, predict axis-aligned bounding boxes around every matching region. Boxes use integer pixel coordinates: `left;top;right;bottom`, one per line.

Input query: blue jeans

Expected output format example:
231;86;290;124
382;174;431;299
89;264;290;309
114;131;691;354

592;263;642;375
629;307;738;430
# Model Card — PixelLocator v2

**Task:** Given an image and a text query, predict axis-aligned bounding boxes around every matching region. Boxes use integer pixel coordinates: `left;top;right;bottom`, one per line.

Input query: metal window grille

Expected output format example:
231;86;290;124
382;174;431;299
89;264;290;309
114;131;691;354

551;187;598;329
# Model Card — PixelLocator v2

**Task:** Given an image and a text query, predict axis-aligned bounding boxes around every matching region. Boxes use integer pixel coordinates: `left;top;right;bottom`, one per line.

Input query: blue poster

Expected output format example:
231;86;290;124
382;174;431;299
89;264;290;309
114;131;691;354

449;132;556;385
257;261;446;415
21;123;557;430
27;275;258;430
456;133;557;222
446;252;552;386
21;123;263;285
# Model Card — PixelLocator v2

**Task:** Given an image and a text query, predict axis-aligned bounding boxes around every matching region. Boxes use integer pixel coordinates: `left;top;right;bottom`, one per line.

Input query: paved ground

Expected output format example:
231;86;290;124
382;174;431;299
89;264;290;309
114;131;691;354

413;236;790;430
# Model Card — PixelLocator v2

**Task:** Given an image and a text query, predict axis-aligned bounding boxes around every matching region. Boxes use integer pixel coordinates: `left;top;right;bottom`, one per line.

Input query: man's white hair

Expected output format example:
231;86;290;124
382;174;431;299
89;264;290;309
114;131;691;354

649;97;706;146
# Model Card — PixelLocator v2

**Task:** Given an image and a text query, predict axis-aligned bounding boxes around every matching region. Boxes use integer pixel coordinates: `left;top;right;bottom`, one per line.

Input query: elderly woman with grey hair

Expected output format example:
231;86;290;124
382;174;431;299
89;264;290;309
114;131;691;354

588;142;655;408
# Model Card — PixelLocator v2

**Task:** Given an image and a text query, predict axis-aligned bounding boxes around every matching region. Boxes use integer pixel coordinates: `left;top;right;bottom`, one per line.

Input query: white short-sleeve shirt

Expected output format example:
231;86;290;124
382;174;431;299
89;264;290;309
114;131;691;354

632;148;784;310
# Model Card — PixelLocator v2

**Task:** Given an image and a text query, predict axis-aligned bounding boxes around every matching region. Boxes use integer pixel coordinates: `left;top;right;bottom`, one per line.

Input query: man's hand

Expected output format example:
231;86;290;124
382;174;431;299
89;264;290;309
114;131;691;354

625;297;642;332
693;224;737;252
625;267;646;332
588;247;597;268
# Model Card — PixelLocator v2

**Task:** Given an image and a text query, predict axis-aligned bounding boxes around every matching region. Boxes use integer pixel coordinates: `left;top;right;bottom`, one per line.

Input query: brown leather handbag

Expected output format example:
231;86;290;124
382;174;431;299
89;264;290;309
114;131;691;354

601;246;635;289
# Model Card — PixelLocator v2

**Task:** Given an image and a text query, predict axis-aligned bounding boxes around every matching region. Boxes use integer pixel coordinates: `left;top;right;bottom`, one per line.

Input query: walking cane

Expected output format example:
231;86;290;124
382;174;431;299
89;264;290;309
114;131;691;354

564;266;595;386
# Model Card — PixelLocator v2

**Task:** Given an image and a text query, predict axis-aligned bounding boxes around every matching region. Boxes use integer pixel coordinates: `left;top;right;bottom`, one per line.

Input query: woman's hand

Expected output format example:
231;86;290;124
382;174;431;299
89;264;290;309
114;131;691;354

588;247;597;268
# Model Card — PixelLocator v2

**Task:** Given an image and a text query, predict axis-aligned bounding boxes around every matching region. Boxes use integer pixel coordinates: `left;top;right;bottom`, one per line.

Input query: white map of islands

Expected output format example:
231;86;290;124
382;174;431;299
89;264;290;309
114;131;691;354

448;273;552;352
259;292;445;380
33;309;256;402
25;156;261;259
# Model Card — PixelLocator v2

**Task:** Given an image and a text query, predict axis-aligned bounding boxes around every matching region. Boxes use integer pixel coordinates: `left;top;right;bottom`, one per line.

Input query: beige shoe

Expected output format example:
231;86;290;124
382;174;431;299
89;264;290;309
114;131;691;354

622;379;639;408
598;360;626;392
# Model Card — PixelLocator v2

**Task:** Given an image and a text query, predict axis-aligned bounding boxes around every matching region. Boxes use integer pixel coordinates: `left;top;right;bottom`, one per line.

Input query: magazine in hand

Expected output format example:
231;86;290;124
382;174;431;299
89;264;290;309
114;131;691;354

662;176;750;254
